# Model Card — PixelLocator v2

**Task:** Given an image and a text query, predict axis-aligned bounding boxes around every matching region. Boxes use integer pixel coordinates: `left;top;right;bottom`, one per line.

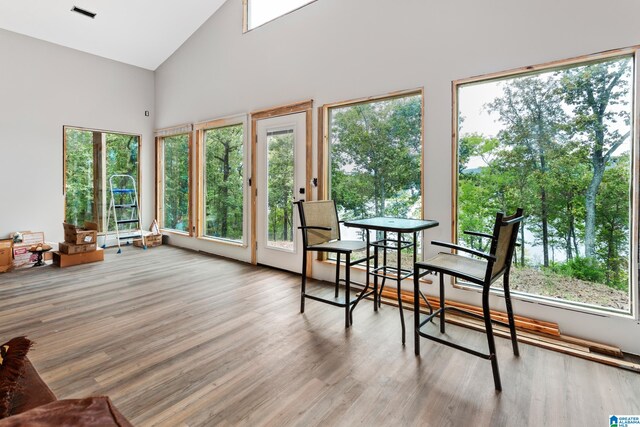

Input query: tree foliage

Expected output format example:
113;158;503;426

163;135;190;232
330;95;422;220
458;56;632;296
65;129;94;225
204;125;244;241
267;131;294;246
65;129;139;232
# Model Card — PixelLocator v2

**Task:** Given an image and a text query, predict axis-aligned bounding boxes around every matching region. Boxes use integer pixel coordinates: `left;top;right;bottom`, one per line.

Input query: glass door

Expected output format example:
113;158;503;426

255;113;307;272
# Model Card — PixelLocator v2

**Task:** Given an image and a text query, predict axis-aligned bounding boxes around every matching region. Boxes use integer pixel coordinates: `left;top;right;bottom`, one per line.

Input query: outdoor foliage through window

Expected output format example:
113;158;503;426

203;124;244;242
457;55;634;312
65;129;94;226
267;129;295;251
329;93;422;262
162;134;190;232
65;128;139;231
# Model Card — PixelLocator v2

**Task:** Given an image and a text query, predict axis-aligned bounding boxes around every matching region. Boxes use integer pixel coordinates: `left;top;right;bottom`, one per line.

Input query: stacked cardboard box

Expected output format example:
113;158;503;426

53;222;103;268
133;231;162;248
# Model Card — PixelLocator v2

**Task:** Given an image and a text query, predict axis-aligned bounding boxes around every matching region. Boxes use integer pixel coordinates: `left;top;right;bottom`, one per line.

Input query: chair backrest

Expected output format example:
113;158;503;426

488;208;524;280
296;200;340;246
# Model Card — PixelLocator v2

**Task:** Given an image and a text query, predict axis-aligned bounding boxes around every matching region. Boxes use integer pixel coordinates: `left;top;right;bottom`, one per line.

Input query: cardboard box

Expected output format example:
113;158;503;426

12;231;45;269
12;244;38;269
59;242;97;255
21;232;45;245
63;222;98;245
0;239;13;273
52;248;104;268
133;234;162;248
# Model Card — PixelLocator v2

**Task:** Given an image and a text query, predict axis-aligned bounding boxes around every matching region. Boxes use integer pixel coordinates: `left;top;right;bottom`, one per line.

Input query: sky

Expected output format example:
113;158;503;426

248;0;315;29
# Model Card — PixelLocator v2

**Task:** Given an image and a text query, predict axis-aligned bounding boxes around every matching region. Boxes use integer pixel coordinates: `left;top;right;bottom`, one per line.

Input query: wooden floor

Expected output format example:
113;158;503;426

1;246;638;426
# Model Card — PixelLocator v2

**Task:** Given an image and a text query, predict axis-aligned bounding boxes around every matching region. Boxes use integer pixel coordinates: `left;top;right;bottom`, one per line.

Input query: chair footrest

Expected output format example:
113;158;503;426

370;266;413;280
370;239;413;251
304;289;375;308
416;327;494;360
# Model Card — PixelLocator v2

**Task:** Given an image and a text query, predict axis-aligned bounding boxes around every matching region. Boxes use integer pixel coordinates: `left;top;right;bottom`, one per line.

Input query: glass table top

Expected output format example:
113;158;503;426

343;217;439;232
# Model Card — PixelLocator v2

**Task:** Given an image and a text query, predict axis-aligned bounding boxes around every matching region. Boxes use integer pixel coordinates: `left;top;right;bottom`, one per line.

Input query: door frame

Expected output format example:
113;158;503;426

250;100;313;266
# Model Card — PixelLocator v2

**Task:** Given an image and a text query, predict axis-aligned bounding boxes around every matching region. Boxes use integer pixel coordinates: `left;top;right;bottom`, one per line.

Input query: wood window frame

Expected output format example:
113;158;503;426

63;125;142;233
155;124;194;237
250;100;313;265
451;45;640;319
195;115;249;247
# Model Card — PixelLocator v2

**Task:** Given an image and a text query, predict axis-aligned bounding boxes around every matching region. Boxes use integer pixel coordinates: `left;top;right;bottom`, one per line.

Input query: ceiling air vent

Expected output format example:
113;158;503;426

71;6;96;19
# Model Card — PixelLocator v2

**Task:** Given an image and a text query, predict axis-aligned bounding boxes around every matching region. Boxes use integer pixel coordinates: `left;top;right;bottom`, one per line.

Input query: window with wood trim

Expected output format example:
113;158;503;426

64;126;140;232
158;133;191;234
323;91;423;262
200;122;246;243
244;0;317;31
454;50;637;314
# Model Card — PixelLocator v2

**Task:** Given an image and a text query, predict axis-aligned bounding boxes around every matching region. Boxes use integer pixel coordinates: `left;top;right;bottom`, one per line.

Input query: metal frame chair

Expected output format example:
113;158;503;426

294;200;375;328
413;208;524;391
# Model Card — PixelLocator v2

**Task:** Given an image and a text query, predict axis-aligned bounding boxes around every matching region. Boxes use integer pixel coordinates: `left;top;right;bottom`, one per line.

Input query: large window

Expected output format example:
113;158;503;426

64;127;140;231
455;51;636;313
244;0;317;31
158;133;191;233
325;91;423;262
201;123;246;243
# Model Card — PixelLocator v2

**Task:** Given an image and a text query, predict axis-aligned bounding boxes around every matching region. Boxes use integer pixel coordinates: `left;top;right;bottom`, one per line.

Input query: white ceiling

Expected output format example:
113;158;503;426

0;0;227;70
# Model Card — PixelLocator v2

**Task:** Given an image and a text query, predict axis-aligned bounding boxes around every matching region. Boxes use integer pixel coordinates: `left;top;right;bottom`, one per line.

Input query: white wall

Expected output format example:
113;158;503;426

0;29;155;243
161;0;640;353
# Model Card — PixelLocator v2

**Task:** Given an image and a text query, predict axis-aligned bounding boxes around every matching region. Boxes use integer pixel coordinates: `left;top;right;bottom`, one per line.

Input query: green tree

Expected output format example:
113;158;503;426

561;57;632;259
267;131;294;244
330;95;422;220
65;129;94;225
595;154;630;288
163;135;190;231
205;125;244;240
488;74;567;267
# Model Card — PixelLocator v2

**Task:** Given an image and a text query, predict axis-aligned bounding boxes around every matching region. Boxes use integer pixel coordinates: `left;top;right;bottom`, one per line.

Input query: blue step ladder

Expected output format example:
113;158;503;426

103;174;146;253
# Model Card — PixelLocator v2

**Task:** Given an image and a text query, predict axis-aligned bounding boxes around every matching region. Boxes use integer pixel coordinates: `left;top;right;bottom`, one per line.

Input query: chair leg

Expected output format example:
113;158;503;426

301;250;307;313
345;252;351;328
335;253;341;298
414;266;421;356
483;288;502;392
439;273;445;334
503;274;520;357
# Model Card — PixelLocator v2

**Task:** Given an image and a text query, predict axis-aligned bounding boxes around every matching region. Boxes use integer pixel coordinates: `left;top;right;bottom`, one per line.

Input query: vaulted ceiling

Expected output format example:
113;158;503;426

0;0;227;70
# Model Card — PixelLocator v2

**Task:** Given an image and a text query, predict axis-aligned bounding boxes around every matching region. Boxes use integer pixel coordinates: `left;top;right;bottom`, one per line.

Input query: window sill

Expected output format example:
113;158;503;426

196;235;246;248
160;229;192;238
452;280;633;319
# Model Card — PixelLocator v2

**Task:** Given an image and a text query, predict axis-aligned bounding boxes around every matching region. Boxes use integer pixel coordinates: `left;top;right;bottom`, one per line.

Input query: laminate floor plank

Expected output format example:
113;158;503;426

0;246;638;426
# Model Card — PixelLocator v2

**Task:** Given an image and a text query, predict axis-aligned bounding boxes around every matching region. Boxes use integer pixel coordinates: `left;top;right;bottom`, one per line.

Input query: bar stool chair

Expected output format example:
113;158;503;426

294;200;375;328
413;208;524;391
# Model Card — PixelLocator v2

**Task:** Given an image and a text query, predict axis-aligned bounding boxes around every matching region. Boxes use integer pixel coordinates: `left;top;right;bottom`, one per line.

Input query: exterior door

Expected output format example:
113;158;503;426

255;112;307;272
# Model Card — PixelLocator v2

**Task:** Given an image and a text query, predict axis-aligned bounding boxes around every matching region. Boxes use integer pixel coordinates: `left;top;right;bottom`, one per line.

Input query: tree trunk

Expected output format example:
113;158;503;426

566;202;574;260
605;218;615;286
220;144;230;237
540;187;549;267
283;210;289;241
585;161;605;258
519;221;525;267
